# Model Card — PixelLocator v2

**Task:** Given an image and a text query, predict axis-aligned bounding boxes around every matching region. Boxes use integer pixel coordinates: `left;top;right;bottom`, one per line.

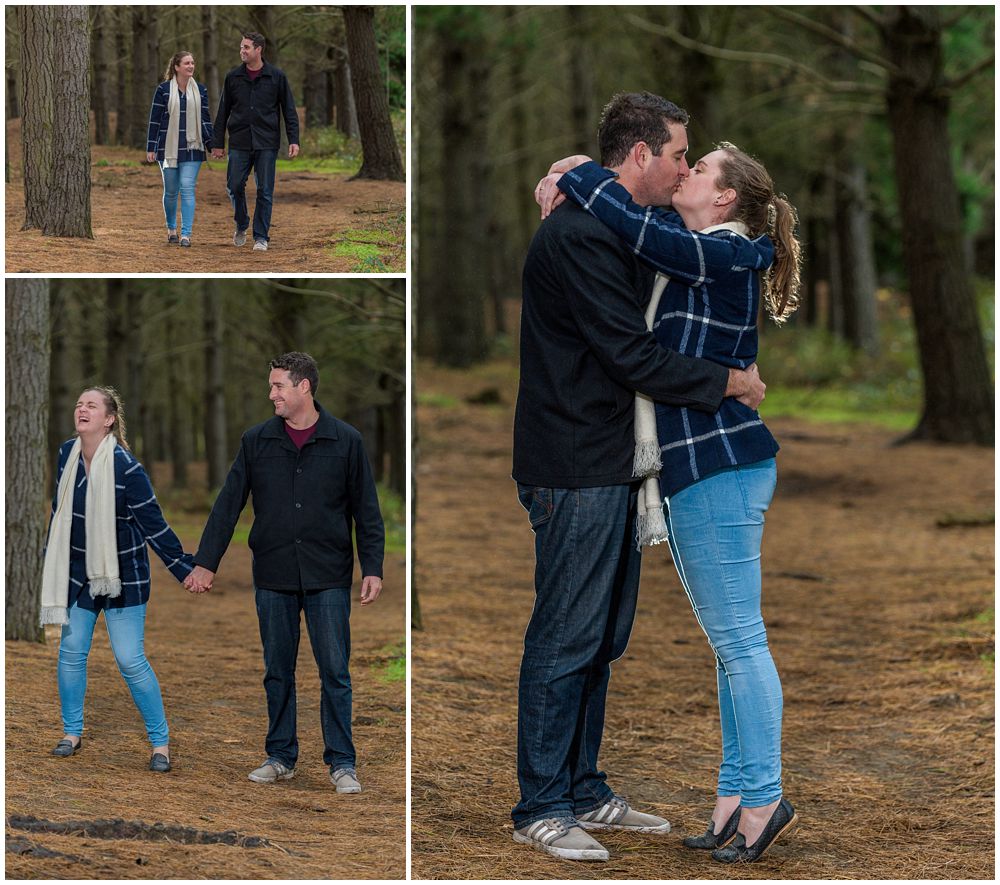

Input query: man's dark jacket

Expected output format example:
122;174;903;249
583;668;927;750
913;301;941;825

211;61;299;151
513;202;730;489
194;404;384;590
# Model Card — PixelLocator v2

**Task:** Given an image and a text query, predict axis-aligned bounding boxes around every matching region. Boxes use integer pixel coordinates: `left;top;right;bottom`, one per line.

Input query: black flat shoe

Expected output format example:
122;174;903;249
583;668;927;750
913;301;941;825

683;806;741;849
51;737;81;757
712;798;797;863
167;233;179;244
149;752;171;773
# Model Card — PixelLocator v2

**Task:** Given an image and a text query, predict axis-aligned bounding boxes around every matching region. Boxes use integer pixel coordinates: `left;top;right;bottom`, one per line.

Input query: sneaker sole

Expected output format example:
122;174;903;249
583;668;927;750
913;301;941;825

578;820;671;835
248;770;295;784
335;784;362;794
512;831;609;861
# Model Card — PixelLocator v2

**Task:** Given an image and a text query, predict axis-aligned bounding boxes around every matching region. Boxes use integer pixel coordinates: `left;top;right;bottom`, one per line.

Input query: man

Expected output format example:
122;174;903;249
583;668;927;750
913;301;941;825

511;92;766;862
210;32;300;252
186;352;384;793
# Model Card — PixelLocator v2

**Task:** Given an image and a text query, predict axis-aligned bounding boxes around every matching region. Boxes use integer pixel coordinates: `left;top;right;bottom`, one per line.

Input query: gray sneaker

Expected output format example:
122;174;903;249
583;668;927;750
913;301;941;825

330;767;362;793
577;796;671;834
252;239;268;251
233;227;248;246
513;818;609;861
248;758;294;784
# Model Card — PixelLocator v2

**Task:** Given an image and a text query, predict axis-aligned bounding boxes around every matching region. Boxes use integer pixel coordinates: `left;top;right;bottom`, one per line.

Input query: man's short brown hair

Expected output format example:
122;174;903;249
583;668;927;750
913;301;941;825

269;352;319;395
598;92;689;167
241;31;266;51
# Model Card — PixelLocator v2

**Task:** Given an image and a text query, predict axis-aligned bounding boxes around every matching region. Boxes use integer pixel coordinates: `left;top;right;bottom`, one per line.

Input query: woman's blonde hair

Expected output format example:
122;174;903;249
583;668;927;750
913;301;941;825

715;142;802;324
80;386;130;451
163;51;193;82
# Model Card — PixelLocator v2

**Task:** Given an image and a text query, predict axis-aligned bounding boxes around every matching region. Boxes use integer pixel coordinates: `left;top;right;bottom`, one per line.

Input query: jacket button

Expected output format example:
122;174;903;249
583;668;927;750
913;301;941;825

296;468;302;474
295;502;302;509
295;538;301;544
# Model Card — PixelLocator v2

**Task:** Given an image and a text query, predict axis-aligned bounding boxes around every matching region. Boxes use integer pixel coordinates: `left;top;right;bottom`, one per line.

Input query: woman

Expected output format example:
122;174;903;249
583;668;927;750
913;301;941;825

146;51;212;247
41;388;194;772
536;144;801;863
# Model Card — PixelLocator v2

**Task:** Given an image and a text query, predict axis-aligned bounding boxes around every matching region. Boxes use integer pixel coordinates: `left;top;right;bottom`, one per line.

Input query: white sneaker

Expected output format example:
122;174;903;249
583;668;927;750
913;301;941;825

577;796;671;834
247;758;294;783
330;767;362;793
253;240;268;251
513;818;609;861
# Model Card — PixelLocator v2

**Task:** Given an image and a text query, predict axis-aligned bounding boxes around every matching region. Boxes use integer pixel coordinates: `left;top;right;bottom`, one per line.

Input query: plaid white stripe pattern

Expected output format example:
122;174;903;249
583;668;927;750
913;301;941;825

51;439;194;611
560;163;781;497
146;80;213;162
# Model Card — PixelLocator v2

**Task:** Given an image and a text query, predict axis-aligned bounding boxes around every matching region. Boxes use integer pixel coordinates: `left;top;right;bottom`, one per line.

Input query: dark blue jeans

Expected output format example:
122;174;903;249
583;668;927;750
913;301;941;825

255;586;354;770
512;483;641;829
226;149;277;243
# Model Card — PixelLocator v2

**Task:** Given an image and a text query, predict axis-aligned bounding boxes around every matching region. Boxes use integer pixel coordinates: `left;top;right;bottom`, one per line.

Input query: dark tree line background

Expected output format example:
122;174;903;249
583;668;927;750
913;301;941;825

7;278;405;639
6;4;405;235
415;5;995;445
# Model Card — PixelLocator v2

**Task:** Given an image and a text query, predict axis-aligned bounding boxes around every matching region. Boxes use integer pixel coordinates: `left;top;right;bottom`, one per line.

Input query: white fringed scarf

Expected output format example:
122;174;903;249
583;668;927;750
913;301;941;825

40;434;121;626
633;221;751;550
163;77;203;168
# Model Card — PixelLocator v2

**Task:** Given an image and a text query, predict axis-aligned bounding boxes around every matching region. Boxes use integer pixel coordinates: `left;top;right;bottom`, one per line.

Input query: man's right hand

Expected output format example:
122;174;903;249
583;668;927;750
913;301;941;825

211;148;225;160
184;565;216;594
726;363;766;410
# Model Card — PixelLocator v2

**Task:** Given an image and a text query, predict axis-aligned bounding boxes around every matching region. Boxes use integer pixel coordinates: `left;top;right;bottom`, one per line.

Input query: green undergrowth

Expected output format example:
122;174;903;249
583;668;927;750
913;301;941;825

329;203;404;272
371;641;406;684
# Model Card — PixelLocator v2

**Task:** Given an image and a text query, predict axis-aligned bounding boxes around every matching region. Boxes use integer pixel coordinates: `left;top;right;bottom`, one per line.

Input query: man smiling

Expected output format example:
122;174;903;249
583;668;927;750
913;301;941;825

210;32;300;251
186;352;384;793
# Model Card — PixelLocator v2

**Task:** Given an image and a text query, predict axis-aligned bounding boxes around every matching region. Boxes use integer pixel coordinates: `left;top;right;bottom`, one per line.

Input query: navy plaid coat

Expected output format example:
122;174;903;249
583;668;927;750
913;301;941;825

558;162;780;497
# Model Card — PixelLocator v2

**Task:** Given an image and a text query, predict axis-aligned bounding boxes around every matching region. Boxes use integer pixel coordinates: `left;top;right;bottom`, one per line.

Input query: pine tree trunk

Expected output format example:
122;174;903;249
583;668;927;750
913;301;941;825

92;6;111;145
343;6;403;181
204;282;229;490
127;8;150;150
883;7;993;444
113;9;128;144
48;283;72;466
333;50;360;139
201;7;221;112
44;5;92;238
566;7;596;156
6;280;50;642
166;302;189;489
18;5;55;231
125;290;145;457
834;159;880;357
6;64;19;120
105;279;128;384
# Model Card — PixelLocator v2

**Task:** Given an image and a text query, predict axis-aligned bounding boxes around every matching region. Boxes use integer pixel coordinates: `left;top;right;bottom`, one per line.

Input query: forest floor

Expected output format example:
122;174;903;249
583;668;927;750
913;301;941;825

5;514;406;880
4;118;405;274
412;358;995;880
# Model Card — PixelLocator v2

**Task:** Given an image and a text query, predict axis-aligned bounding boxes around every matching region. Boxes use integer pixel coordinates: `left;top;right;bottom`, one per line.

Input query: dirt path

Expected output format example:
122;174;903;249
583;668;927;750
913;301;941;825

412;360;994;880
5;528;406;879
5;119;405;274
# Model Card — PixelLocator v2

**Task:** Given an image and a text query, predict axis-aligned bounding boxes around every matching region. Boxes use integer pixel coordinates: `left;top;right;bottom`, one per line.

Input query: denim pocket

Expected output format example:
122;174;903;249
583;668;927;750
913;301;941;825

736;460;777;525
517;484;554;529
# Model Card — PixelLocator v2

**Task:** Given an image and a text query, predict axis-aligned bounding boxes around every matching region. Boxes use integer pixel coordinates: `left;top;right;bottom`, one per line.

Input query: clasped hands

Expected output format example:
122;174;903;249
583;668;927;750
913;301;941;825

184;565;215;594
210;144;300;160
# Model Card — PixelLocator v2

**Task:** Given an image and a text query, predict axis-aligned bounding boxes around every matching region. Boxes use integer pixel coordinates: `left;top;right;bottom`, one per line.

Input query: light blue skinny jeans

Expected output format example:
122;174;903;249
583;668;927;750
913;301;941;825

159;160;202;237
58;602;169;747
664;458;782;807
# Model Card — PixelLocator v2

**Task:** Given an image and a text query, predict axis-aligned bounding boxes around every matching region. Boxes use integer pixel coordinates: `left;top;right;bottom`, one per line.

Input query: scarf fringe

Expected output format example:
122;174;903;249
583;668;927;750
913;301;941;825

40;606;69;627
88;576;122;599
636;506;669;550
633;439;662;477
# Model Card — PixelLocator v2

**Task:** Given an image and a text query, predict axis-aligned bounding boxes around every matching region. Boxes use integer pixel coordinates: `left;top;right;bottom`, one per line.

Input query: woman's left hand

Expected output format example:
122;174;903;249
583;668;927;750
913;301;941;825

145;152;156;164
534;173;566;220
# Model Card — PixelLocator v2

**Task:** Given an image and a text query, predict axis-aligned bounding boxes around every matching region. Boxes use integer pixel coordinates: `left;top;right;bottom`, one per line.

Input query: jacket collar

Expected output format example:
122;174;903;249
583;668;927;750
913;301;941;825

240;60;274;80
700;221;750;238
260;401;339;442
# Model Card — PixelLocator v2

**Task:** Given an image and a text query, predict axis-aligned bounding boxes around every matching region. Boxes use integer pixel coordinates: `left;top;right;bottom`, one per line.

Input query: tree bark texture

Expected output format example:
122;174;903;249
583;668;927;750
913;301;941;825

333;48;360;139
203;282;229;490
47;284;72;474
425;15;490;366
91;6;111;145
201;7;221;112
833;157;880;356
883;7;993;444
18;5;55;231
6;280;50;641
113;8;128;144
343;6;403;181
44;5;93;238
